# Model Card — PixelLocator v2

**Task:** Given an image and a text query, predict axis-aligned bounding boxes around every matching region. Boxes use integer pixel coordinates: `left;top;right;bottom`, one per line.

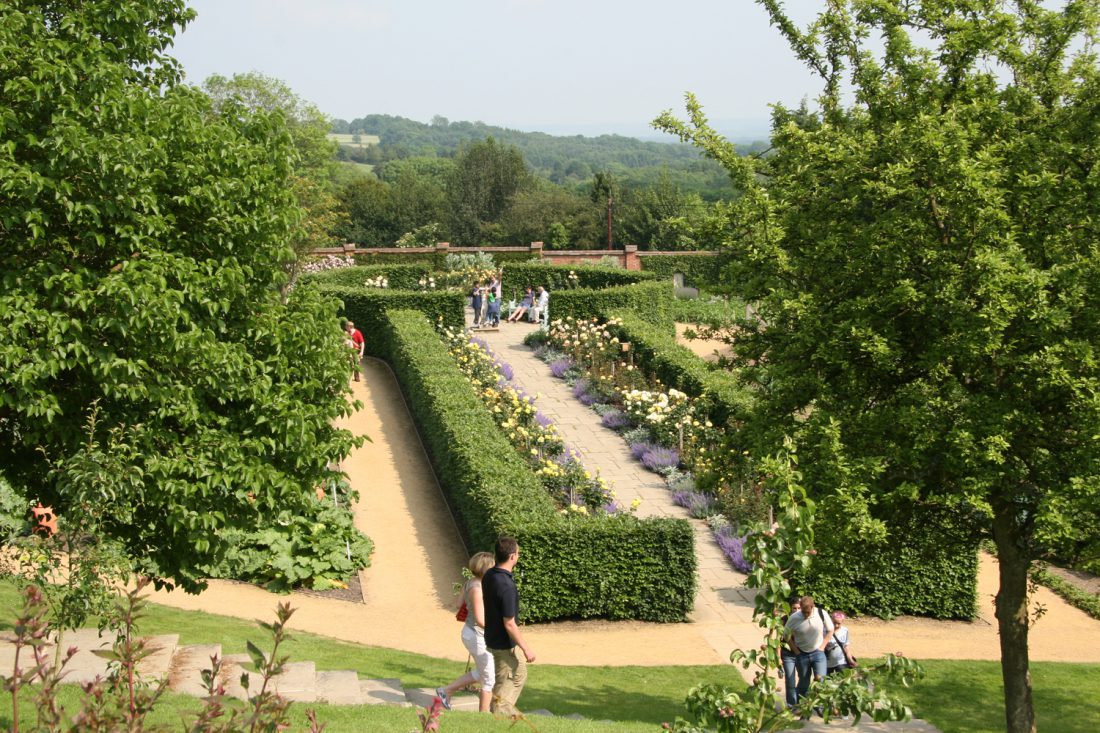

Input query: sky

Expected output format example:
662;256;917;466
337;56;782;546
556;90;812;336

169;0;829;141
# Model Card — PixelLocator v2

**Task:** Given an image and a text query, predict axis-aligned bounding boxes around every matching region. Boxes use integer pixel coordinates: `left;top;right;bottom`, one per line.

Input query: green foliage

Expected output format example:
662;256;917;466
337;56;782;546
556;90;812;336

549;281;675;332
302;264;432;290
670;296;745;329
0;1;369;592
606;312;753;427
659;3;1100;729
800;499;979;620
447;137;532;244
1031;566;1100;621
639;254;727;286
316;286;465;356
502;262;656;293
379;310;696;622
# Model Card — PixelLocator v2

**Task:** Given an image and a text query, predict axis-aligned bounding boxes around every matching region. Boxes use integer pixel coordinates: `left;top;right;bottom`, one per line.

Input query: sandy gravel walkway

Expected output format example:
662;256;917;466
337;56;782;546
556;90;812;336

146;345;1100;667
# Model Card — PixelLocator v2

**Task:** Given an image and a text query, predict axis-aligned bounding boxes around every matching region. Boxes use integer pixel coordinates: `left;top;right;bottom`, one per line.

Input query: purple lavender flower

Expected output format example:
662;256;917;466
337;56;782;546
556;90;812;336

469;336;490;352
641;446;680;472
535;411;553;428
602;502;622;515
549;358;574;378
578;392;598;406
715;526;753;573
496;361;514;381
600;410;631;430
571;379;589;398
630;441;657;460
672;490;693;508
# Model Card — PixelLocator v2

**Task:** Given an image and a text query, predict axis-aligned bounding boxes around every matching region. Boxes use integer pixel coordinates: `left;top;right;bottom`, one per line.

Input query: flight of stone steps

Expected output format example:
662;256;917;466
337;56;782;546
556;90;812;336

0;628;481;712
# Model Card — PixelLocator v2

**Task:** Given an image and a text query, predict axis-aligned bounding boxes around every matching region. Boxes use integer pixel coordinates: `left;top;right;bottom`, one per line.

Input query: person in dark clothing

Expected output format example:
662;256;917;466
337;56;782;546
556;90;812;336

481;536;535;716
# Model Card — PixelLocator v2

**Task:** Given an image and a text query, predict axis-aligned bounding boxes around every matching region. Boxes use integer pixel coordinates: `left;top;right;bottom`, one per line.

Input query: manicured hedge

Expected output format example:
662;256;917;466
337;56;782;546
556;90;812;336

302;264;432;291
606;311;754;427
314;285;465;356
502;262;657;295
798;500;980;620
640;253;729;287
380;310;697;622
550;281;676;334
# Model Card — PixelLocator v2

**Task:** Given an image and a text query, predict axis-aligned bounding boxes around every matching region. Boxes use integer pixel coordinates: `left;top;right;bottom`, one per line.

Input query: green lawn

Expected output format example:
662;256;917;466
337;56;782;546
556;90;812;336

0;581;1096;732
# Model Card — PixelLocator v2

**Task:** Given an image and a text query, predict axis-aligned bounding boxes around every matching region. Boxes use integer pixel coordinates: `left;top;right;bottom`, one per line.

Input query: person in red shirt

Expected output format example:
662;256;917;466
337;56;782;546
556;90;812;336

345;320;365;382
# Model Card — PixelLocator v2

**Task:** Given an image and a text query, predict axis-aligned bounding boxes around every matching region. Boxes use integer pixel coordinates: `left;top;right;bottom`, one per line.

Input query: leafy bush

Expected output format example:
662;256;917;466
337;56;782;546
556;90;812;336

444;251;496;271
379;310;696;622
606;310;754;426
301;264;431;290
600;410;631;430
550;281;676;331
315;285;465;356
1031;566;1100;620
798;499;980;620
502;262;657;294
639;253;729;286
670;295;746;328
642;446;680;473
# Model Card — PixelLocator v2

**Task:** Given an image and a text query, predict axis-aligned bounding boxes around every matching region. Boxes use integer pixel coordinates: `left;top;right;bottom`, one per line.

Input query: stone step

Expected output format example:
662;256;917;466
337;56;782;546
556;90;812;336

137;634;179;681
219;652;262;700
57;628;114;685
403;686;480;712
359;677;411;707
168;643;222;697
269;661;317;702
316;669;364;705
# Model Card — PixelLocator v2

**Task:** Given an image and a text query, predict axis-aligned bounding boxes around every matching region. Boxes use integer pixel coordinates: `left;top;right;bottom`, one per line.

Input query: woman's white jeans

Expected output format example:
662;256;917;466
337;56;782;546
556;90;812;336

461;625;495;692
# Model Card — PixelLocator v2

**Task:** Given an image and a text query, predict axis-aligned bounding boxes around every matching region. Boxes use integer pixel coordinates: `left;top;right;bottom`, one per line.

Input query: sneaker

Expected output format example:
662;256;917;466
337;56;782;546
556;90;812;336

435;687;451;710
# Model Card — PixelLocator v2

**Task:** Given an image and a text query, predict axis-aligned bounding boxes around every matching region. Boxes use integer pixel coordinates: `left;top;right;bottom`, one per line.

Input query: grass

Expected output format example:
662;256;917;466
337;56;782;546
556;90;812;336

0;581;1097;732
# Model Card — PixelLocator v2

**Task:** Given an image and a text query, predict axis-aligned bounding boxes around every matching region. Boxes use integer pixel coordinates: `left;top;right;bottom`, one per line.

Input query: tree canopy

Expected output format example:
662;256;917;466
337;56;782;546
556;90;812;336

0;0;369;590
657;1;1100;731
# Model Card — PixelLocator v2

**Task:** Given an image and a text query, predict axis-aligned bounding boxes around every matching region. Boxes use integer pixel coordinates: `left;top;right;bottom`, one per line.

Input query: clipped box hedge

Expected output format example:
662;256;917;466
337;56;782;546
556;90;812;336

550;281;676;334
502;262;657;295
605;311;754;427
380;309;697;622
314;285;465;356
302;264;432;291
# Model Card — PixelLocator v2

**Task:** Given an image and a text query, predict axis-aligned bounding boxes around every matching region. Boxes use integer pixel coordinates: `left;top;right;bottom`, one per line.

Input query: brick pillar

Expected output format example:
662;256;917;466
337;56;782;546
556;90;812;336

623;244;640;270
342;242;356;255
530;241;544;259
436;242;450;252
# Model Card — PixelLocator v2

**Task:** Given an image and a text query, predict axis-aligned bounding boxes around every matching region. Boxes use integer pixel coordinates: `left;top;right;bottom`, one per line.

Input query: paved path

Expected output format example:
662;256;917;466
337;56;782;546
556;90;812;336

474;320;762;666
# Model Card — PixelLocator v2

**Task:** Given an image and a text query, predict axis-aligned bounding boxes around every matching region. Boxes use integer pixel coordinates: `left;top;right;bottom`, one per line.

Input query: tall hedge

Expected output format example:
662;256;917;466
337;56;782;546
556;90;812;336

606;311;754;427
502;262;657;296
314;285;464;356
353;250;537;269
302;264;432;290
550;281;676;334
799;499;980;620
380;310;697;622
639;253;729;287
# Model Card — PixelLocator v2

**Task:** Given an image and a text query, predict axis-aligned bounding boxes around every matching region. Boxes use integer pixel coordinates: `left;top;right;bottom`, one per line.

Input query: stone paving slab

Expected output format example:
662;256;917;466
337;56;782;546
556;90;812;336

360;677;412;707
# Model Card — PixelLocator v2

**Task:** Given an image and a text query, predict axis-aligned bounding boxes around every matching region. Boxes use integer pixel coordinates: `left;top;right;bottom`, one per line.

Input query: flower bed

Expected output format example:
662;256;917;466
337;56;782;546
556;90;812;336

378;309;696;622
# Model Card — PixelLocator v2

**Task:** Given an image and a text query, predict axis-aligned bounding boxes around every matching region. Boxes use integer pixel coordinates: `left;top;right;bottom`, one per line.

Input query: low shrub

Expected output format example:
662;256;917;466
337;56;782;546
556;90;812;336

606;310;754;427
300;263;432;290
713;523;753;573
639;253;728;287
549;358;574;378
550;281;676;333
502;262;657;294
380;310;696;622
642;446;680;473
600;410;631;430
1031;566;1100;620
315;285;464;357
672;490;718;519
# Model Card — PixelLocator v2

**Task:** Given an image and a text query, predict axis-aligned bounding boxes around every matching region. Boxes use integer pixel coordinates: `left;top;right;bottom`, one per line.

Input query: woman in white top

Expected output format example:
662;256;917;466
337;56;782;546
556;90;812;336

437;552;495;712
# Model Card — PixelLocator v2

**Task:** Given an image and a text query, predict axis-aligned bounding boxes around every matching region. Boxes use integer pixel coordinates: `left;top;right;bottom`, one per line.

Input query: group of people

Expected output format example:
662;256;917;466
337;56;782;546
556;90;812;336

436;537;536;716
470;278;550;327
781;595;857;715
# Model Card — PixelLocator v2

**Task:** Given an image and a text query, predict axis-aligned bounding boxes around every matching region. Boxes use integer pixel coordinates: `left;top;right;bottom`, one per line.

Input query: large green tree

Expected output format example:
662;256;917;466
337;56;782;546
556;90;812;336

446;136;531;244
657;2;1100;732
0;0;368;590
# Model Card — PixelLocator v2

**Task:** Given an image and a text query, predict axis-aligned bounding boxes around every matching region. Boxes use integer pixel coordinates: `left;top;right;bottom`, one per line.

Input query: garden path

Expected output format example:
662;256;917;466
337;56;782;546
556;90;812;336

143;323;1100;674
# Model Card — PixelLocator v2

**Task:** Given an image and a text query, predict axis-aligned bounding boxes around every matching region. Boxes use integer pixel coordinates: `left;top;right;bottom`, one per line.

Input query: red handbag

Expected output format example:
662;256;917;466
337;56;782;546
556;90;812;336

456;601;468;622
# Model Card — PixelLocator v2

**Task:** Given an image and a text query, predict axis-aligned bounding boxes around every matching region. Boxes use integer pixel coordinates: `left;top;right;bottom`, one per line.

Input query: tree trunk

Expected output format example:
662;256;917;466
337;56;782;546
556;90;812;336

992;503;1036;733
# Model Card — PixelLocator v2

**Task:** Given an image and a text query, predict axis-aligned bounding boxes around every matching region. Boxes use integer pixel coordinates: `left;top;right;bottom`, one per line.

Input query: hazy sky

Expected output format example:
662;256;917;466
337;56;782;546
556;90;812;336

170;0;828;139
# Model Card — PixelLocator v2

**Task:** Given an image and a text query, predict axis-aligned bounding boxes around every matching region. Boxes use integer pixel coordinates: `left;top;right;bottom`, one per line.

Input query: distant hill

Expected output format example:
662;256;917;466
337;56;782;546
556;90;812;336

330;114;767;199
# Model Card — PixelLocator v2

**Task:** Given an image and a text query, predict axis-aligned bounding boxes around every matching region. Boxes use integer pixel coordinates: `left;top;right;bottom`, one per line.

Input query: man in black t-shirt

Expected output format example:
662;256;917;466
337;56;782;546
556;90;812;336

482;536;536;716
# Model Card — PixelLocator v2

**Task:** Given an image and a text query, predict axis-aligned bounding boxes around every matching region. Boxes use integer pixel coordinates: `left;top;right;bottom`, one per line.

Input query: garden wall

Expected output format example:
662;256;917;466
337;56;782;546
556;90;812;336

379;309;697;622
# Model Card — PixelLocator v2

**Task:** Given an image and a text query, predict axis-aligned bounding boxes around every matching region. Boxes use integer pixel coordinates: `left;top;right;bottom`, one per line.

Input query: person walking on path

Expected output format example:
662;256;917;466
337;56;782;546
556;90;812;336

345;320;365;382
780;598;800;709
436;552;496;712
825;610;857;675
482;536;535;716
785;595;834;713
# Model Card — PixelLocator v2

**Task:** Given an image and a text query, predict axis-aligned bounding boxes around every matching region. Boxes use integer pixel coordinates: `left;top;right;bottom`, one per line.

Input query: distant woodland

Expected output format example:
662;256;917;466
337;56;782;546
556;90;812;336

328;113;770;249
